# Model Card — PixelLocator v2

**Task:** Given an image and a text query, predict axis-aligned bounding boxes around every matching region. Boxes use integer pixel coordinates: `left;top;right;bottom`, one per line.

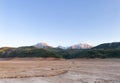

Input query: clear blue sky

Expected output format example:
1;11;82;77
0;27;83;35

0;0;120;47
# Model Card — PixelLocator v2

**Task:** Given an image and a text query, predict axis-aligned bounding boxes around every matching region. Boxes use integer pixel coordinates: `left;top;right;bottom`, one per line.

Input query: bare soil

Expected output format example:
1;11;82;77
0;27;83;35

0;58;119;83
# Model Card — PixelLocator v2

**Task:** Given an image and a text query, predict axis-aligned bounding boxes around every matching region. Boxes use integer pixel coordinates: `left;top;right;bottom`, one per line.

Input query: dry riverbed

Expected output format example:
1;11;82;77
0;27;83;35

0;58;120;83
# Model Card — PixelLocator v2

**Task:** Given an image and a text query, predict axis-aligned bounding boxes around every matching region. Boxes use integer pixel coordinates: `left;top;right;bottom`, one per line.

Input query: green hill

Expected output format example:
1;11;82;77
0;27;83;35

0;42;120;59
0;46;62;58
93;42;120;49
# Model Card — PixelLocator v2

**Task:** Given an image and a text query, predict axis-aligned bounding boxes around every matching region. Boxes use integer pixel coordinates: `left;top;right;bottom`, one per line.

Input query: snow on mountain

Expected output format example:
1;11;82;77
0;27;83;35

34;42;92;49
34;42;51;48
69;43;92;49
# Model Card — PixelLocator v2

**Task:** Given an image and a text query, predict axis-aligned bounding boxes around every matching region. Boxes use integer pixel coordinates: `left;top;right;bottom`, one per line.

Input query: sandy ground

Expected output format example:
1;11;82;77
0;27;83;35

0;58;120;83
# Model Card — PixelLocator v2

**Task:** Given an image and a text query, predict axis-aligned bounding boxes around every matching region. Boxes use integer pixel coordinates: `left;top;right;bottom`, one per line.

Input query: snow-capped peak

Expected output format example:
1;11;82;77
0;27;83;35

69;43;92;49
34;42;50;48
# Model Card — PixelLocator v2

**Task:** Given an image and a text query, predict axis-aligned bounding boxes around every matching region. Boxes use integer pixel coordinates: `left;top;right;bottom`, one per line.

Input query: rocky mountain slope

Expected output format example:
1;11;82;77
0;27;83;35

34;42;52;48
69;43;92;49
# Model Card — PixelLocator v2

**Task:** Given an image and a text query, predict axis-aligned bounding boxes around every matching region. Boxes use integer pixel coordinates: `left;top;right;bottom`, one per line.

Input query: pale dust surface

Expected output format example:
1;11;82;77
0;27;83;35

0;58;119;83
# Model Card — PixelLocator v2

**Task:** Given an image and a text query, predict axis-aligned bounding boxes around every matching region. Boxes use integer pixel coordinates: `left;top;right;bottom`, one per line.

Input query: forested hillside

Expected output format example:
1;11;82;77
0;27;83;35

0;42;120;59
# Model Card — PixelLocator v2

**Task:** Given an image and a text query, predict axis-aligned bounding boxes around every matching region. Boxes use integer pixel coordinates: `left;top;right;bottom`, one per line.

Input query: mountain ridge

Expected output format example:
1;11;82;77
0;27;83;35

0;42;120;59
93;42;120;49
34;42;93;49
34;42;52;48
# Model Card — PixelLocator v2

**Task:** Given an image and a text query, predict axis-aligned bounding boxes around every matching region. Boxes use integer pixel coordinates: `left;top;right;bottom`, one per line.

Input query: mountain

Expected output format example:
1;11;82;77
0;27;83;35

0;47;16;57
69;43;92;49
93;42;120;49
34;42;52;48
57;46;67;49
0;42;120;59
0;47;15;53
0;46;61;58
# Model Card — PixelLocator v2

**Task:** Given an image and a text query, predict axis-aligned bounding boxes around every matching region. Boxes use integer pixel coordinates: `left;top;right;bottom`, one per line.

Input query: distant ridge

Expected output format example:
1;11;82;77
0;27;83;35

34;42;92;49
57;46;67;49
93;42;120;49
69;43;92;49
34;42;52;48
0;42;120;58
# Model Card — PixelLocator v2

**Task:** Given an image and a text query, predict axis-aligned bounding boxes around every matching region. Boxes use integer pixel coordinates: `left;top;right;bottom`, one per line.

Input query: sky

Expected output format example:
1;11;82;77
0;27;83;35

0;0;120;47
